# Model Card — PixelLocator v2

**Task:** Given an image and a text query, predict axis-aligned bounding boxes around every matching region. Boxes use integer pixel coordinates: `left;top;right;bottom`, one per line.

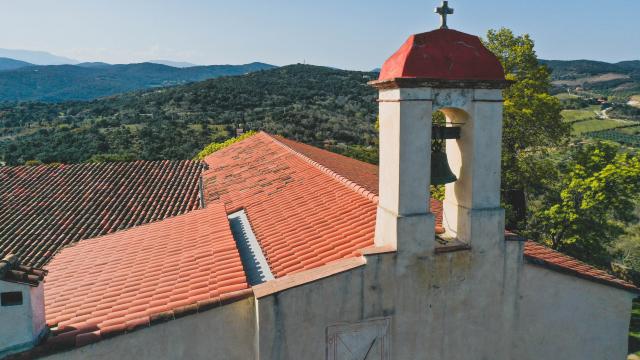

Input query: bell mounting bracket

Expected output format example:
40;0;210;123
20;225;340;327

432;126;461;140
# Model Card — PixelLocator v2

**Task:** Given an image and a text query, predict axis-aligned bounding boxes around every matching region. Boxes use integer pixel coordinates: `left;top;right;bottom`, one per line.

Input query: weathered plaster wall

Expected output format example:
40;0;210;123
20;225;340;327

258;234;517;360
257;239;634;360
43;297;257;360
0;282;45;358
512;260;635;360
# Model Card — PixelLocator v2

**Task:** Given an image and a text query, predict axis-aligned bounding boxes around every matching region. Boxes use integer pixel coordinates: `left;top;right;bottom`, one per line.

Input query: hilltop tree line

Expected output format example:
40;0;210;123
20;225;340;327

0;65;378;165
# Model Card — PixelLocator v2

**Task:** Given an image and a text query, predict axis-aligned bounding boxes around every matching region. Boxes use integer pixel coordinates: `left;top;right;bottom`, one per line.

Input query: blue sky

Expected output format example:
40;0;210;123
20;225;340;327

0;0;638;69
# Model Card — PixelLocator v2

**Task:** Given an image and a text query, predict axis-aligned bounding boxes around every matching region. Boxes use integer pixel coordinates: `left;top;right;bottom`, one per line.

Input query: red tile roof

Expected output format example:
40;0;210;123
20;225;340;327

273;136;379;193
523;241;638;293
204;132;636;292
0;254;47;287
377;29;505;82
43;203;249;342
10;131;635;358
203;132;378;277
274;135;444;232
0;160;204;267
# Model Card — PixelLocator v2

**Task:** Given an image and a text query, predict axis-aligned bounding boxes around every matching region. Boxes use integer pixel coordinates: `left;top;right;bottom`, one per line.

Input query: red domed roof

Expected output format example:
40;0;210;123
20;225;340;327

378;29;505;82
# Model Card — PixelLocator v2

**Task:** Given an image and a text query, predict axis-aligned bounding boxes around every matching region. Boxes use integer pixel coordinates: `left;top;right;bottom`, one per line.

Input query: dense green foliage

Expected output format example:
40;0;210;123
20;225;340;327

526;142;640;267
487;30;640;280
615;221;640;274
484;28;568;228
610;104;640;120
0;65;378;165
586;129;640;147
0;62;275;102
558;96;598;110
540;59;634;80
195;131;257;160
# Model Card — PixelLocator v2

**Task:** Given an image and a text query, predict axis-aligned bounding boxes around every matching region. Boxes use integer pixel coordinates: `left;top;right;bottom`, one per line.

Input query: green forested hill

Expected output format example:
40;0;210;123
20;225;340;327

541;59;640;97
0;65;378;165
0;57;32;71
0;62;275;102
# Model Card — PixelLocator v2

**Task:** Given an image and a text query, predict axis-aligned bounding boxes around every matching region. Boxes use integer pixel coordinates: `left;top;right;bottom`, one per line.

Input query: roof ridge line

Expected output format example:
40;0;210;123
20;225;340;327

263;132;379;204
0;159;202;172
43;205;220;267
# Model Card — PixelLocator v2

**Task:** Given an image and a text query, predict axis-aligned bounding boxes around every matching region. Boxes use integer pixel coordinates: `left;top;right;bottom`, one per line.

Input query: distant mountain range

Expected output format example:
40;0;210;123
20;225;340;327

0;61;276;102
148;60;199;68
0;48;78;65
1;48;639;103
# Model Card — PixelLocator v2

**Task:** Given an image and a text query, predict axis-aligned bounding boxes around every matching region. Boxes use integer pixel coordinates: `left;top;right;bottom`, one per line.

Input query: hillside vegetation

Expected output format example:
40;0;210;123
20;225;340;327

542;59;640;99
0;62;275;102
0;57;32;71
0;65;378;165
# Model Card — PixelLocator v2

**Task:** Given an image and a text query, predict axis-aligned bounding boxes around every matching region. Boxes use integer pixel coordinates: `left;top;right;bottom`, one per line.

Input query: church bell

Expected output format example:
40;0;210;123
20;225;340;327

430;125;460;185
431;149;457;185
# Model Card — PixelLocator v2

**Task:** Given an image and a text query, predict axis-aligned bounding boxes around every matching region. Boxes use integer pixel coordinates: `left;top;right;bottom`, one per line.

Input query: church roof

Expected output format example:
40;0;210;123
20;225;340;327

0;254;47;287
40;203;250;353
0;160;204;268
16;132;637;357
524;241;638;293
377;29;505;83
202;132;379;278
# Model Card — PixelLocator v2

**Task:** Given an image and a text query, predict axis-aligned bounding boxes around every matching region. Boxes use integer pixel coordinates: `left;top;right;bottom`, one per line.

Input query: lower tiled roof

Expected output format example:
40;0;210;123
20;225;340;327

524;241;638;293
44;202;248;337
0;254;47;287
0;160;204;267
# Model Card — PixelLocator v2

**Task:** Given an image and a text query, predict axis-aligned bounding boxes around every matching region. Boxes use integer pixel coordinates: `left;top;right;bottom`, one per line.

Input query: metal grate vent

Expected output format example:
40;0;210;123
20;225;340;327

228;210;275;285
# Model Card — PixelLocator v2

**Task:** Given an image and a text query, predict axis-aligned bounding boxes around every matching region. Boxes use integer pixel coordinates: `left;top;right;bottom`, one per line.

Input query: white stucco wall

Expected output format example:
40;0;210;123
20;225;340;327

512;261;635;360
256;239;635;360
33;239;634;360
258;237;514;360
43;297;257;360
0;281;45;358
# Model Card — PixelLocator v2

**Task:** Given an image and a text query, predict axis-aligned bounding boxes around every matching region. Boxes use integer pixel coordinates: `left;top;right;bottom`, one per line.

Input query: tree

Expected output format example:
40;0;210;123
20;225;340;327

483;28;569;229
527;141;640;267
613;222;640;274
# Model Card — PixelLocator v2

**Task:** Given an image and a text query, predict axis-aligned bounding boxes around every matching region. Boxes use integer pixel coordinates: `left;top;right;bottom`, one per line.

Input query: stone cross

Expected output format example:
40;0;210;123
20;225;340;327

435;1;454;29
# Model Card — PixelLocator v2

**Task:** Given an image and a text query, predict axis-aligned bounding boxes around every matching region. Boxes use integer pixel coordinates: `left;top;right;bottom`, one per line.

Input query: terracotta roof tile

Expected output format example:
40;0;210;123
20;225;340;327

204;132;636;292
523;241;638;293
0;160;204;267
273;136;379;194
32;203;250;355
12;131;635;358
274;135;443;231
0;253;47;286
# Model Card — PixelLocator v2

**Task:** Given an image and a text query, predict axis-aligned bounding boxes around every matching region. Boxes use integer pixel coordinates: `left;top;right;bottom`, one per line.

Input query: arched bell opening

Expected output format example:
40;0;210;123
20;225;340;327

430;107;469;240
431;111;457;187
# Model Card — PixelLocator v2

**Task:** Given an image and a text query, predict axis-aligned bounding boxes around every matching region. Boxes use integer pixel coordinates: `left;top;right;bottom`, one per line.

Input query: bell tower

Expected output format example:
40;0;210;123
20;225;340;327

370;5;509;253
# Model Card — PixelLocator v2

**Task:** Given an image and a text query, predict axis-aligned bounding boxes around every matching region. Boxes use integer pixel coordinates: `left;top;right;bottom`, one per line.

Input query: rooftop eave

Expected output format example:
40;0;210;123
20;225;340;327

368;77;513;90
7;289;254;360
524;255;640;295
